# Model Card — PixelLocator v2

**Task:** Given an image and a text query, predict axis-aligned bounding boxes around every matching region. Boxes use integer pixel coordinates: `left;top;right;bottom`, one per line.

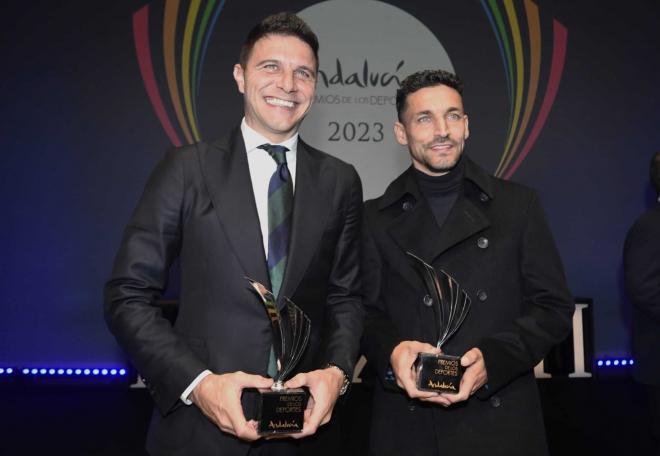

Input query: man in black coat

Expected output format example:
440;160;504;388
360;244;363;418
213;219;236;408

361;69;574;455
104;13;361;455
624;152;660;453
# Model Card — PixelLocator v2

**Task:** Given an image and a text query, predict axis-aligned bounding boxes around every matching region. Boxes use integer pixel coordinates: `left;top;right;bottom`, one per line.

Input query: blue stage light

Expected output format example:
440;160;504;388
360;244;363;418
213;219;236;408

621;360;627;365
613;360;619;366
630;359;634;365
605;360;611;366
597;360;603;366
0;368;4;374
11;365;129;381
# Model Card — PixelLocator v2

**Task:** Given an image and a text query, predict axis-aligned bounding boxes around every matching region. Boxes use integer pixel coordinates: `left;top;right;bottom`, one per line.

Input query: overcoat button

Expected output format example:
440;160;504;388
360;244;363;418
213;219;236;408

402;201;413;211
479;192;490;203
408;403;416;411
477;290;488;302
490;396;502;408
477;237;489;249
423;294;433;307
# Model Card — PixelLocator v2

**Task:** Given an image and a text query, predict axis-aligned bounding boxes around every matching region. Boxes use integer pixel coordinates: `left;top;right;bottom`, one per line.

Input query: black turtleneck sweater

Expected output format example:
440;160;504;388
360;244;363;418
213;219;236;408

414;157;465;229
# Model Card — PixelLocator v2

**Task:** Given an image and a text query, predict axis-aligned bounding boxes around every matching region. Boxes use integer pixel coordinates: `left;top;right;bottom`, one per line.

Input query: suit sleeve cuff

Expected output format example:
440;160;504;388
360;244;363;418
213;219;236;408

180;369;212;405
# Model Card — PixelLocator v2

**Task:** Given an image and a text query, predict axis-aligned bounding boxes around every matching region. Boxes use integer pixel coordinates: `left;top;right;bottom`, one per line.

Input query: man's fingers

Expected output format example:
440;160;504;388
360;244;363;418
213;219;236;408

237;372;274;389
420;395;451;406
284;372;306;390
414;341;440;354
460;347;483;367
221;392;251;438
233;421;260;441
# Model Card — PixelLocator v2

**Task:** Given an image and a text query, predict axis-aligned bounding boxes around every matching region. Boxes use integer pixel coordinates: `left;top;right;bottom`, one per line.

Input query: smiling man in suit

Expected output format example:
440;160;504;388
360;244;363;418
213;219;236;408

104;12;362;455
361;69;574;455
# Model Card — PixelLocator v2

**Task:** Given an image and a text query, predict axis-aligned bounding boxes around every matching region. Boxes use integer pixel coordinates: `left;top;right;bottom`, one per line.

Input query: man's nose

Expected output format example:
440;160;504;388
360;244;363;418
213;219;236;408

434;117;449;137
278;69;296;93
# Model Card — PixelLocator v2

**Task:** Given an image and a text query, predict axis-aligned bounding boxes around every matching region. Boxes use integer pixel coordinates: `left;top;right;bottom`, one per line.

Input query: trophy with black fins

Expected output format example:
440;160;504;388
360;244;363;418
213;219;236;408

407;252;471;394
247;278;311;434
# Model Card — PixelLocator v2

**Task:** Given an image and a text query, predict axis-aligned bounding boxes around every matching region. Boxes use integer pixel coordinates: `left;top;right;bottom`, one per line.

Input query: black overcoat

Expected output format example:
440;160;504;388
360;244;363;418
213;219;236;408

624;202;660;385
361;158;574;456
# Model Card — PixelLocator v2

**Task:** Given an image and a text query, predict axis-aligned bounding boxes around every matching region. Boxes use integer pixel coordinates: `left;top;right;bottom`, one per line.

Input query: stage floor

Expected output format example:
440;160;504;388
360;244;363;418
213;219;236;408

0;377;654;455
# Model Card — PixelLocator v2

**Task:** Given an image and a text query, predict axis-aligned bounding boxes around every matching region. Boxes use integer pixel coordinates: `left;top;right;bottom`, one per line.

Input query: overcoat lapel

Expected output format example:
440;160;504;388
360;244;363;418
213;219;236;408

385;162;491;291
279;140;334;308
432;196;490;259
200;129;271;288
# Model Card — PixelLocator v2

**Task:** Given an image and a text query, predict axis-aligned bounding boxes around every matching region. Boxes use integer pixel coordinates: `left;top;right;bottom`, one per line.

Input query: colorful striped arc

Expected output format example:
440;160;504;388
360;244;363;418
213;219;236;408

481;0;568;179
132;0;226;147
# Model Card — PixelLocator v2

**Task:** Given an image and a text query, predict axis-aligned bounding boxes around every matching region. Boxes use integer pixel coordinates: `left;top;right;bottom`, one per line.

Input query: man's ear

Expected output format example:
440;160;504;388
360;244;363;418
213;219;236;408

233;64;245;94
393;121;409;146
464;115;470;140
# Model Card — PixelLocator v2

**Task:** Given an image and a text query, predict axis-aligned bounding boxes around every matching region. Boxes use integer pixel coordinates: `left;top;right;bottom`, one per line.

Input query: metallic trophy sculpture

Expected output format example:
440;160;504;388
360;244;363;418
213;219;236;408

407;252;471;393
247;278;311;434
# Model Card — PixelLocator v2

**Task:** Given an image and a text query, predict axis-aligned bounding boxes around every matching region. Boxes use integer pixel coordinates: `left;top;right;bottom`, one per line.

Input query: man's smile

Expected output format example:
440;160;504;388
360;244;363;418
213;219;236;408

265;97;296;109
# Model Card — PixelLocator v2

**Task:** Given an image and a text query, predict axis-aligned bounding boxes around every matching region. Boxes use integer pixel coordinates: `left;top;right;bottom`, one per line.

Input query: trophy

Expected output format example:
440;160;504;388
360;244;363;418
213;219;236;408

247;278;311;434
407;252;471;394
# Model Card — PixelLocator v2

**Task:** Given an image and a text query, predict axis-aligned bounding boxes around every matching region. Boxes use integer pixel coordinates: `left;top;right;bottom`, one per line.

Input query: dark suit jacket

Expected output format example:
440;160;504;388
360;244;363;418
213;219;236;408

104;128;363;455
624;202;660;385
361;158;574;456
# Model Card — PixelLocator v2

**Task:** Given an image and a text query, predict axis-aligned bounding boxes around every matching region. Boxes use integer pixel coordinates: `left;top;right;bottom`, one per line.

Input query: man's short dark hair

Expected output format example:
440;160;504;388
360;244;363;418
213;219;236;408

650;152;660;194
396;69;464;121
239;12;319;69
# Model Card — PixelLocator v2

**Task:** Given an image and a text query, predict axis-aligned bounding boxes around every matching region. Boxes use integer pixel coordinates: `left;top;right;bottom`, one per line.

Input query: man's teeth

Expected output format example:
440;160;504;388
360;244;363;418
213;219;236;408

266;97;294;108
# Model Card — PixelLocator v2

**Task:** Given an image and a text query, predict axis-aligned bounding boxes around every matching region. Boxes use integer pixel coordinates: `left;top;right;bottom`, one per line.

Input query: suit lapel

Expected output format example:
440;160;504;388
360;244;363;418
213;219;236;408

200;129;271;288
278;141;333;307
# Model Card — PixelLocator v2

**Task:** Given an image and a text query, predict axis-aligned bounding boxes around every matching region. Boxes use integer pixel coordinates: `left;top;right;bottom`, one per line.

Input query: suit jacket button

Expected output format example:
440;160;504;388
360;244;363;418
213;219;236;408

408;402;416;411
490;396;502;408
477;290;488;302
479;192;490;203
402;201;413;211
423;294;433;307
477;237;489;249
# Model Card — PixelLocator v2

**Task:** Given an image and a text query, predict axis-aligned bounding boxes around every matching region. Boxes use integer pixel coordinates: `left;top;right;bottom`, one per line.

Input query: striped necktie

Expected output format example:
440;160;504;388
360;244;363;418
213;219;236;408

258;143;293;377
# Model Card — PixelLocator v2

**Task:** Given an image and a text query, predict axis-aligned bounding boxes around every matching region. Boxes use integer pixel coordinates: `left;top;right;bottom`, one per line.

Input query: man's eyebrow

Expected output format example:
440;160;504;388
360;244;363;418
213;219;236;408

297;65;317;76
255;59;280;66
412;110;433;117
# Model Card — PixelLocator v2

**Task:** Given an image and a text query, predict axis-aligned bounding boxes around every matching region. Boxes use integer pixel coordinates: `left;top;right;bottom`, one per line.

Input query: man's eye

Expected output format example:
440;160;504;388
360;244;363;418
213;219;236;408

417;116;430;123
264;64;278;70
447;113;462;121
296;69;312;79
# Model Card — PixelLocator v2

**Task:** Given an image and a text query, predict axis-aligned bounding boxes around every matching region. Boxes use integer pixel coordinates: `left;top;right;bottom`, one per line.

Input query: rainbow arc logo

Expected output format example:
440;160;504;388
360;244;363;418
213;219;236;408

132;0;226;147
131;0;567;180
481;0;568;179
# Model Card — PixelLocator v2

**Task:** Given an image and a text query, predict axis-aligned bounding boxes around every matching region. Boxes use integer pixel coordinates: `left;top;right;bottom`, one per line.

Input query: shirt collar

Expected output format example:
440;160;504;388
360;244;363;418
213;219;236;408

240;118;299;154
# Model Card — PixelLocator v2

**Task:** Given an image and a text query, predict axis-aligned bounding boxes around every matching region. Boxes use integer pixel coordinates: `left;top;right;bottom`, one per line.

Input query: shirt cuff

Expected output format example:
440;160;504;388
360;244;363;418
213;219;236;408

180;369;212;405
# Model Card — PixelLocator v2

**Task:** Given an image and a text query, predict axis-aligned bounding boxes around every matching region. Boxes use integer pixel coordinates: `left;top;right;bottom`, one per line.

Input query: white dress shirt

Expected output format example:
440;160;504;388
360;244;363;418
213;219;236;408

180;119;299;405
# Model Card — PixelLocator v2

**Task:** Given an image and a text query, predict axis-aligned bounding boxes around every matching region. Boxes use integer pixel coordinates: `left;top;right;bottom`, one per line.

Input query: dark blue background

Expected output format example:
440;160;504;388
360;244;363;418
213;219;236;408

1;0;658;367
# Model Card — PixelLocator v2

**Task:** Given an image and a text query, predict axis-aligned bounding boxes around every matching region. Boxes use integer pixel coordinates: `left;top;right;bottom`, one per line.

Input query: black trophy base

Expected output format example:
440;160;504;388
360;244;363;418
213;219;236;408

415;352;463;393
257;387;308;435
